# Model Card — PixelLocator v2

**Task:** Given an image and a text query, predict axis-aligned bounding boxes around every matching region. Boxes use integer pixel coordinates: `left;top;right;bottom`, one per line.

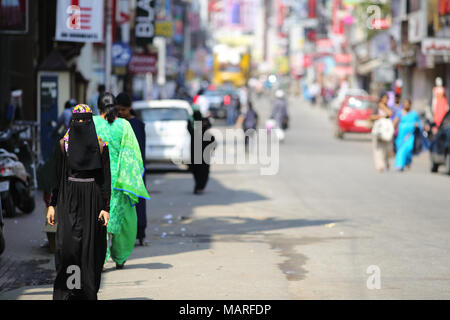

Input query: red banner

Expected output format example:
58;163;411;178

439;0;450;16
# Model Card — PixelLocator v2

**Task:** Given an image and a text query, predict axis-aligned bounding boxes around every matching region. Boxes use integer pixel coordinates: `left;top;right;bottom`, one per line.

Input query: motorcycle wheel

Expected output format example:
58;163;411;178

13;181;35;214
1;192;16;218
18;196;35;214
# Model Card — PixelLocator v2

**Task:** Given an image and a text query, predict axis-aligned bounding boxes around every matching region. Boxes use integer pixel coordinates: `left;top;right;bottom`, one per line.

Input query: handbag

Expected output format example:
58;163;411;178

372;118;394;142
413;127;429;155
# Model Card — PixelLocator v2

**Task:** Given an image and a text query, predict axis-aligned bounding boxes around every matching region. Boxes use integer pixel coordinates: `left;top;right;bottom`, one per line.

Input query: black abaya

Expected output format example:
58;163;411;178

127;117;147;240
187;115;216;192
50;141;111;300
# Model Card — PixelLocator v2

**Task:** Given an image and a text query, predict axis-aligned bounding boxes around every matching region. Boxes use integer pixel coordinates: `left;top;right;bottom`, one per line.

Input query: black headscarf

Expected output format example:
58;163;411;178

67;111;102;171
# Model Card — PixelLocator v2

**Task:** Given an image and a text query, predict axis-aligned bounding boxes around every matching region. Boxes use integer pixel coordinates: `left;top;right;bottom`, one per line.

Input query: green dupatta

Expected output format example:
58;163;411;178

93;116;150;234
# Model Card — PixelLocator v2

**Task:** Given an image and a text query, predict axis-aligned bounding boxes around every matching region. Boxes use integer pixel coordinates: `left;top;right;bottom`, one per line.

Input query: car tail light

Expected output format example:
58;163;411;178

0;167;12;174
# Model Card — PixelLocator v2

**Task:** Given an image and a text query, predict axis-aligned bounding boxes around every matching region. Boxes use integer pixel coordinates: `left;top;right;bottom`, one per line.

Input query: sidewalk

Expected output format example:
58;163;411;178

0;165;292;300
0;102;292;300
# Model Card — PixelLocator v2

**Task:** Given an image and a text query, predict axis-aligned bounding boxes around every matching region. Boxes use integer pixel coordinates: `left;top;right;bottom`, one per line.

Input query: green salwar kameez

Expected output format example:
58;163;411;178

93;116;150;265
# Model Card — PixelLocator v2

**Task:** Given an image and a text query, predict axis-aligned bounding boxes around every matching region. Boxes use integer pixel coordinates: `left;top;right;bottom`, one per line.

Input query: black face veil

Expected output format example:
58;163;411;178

67;112;102;171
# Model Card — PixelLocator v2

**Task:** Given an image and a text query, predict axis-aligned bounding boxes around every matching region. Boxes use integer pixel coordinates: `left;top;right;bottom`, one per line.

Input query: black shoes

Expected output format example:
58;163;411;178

116;261;126;269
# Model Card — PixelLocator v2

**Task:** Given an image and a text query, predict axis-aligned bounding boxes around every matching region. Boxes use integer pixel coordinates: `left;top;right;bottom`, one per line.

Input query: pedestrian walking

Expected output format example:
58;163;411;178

187;110;216;195
309;81;320;105
389;94;403;119
93;93;150;269
88;84;105;115
271;90;289;129
193;89;210;118
393;99;422;171
227;94;241;125
47;104;110;300
269;89;289;141
242;101;258;149
370;93;395;172
54;99;76;138
432;77;449;129
116;92;148;246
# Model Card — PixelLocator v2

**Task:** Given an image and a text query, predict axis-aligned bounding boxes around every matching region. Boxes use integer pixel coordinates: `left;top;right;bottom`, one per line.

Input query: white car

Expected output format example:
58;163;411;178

133;100;192;165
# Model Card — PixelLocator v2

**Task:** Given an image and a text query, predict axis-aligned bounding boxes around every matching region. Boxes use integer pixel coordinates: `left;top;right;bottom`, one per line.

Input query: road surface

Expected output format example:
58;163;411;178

1;95;449;299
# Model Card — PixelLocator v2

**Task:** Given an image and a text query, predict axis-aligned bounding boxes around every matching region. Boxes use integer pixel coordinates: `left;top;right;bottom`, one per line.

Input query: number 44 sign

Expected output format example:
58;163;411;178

135;0;156;47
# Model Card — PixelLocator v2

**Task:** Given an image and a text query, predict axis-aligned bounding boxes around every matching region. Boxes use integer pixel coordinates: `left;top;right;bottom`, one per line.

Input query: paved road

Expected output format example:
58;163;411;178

1;95;449;299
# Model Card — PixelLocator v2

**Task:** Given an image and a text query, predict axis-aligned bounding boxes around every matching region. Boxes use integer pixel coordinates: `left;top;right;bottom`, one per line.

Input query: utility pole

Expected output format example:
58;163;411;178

155;36;166;98
105;0;113;91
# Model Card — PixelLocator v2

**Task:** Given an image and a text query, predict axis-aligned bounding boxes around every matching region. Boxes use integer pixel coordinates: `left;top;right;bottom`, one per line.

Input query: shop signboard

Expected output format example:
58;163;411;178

55;0;104;43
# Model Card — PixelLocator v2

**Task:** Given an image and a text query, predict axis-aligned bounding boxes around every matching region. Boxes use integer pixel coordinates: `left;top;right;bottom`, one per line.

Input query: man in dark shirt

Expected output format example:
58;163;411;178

116;92;148;245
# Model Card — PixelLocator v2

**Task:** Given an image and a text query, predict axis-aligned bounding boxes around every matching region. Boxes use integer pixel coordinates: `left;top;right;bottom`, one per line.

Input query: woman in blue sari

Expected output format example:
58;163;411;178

393;99;422;171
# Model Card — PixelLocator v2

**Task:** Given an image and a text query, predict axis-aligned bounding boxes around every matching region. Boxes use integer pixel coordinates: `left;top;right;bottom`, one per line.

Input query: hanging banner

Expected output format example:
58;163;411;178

129;53;158;74
422;38;450;56
55;0;104;43
135;0;156;47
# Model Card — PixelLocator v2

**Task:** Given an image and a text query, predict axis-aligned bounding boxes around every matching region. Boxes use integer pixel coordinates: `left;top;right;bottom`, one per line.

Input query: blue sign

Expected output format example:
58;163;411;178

112;42;132;67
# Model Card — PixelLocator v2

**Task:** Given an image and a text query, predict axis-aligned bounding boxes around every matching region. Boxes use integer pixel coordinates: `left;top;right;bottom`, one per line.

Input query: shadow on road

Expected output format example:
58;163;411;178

102;262;173;273
336;134;372;143
135;175;345;268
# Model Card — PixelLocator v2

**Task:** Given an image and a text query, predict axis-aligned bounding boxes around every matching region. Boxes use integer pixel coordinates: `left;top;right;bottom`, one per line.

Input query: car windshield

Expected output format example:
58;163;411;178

138;108;189;121
219;63;241;73
346;97;376;110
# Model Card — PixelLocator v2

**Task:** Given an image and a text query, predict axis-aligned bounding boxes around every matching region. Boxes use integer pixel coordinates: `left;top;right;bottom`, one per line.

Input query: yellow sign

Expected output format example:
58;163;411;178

155;21;173;38
113;66;127;76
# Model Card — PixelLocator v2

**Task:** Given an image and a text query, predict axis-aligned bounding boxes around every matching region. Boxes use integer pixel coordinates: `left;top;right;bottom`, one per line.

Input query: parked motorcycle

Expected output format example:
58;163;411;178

0;149;35;217
0;125;37;188
0;124;37;217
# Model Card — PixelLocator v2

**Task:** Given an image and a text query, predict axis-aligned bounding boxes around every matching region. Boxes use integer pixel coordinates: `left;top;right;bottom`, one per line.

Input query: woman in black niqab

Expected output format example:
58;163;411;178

46;104;111;300
188;110;216;194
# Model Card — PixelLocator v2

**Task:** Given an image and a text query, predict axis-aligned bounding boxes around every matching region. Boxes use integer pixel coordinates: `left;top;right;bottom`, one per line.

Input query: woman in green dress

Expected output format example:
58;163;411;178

93;93;150;269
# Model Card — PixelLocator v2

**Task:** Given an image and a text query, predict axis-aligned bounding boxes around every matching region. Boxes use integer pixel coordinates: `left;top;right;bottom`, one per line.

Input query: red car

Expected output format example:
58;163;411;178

335;95;378;139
